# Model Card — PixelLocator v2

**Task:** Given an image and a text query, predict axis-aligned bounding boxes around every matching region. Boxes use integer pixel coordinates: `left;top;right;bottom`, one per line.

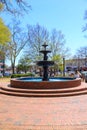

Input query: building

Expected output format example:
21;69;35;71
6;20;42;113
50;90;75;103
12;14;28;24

66;58;87;71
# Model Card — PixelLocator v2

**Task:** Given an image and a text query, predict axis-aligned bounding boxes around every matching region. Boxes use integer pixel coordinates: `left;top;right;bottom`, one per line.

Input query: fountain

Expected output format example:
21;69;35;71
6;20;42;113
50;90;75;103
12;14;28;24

37;43;54;81
10;42;81;90
0;42;82;97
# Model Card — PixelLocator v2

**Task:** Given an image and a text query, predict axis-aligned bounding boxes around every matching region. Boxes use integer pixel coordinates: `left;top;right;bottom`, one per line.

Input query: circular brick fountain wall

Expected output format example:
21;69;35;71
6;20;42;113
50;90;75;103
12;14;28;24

10;77;81;89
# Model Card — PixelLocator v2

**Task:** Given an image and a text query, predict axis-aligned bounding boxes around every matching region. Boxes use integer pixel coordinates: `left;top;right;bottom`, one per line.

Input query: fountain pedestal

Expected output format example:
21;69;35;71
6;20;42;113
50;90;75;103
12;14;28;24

43;66;48;81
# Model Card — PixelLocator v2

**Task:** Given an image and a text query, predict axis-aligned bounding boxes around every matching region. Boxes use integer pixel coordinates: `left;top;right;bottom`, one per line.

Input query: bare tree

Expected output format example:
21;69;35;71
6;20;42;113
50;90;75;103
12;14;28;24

75;46;87;68
49;29;70;73
26;24;49;61
50;29;69;58
26;25;70;63
0;0;31;15
82;10;87;36
6;20;28;74
77;46;87;58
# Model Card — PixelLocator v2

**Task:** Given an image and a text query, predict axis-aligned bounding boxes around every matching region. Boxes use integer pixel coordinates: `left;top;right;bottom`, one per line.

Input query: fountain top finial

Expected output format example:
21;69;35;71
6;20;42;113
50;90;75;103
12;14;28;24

40;42;51;54
42;42;48;49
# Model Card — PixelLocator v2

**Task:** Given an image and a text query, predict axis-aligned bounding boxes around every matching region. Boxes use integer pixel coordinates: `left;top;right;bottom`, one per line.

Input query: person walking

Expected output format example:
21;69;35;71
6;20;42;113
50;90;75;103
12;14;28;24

74;70;82;78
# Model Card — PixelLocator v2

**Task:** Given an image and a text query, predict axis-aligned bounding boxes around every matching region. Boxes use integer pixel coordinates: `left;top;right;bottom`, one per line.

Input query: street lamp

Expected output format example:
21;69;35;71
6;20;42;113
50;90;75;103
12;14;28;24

63;57;65;77
85;55;87;66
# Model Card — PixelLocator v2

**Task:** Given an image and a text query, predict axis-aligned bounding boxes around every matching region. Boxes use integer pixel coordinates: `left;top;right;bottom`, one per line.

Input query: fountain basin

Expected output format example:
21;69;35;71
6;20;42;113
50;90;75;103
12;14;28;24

11;77;81;89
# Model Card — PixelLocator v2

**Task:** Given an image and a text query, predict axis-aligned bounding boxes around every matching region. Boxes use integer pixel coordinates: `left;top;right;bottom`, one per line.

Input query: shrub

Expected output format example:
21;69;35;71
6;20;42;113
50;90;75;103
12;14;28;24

11;73;35;78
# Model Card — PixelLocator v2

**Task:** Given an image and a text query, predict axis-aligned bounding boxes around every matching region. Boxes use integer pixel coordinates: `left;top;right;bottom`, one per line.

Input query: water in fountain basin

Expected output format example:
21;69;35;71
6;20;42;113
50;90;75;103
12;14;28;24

17;77;76;82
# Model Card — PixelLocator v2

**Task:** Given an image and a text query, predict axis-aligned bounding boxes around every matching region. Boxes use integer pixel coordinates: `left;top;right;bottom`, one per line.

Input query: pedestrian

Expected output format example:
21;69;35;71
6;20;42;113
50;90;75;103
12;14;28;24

74;70;82;78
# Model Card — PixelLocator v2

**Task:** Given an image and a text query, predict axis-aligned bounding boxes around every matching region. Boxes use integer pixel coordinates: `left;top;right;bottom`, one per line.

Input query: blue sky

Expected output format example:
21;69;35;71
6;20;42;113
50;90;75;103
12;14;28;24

1;0;87;64
23;0;87;54
1;0;87;54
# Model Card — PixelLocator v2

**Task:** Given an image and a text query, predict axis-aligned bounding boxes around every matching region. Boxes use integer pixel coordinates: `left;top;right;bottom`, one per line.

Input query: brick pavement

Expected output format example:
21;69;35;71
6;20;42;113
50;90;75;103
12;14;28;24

1;81;87;129
1;94;87;129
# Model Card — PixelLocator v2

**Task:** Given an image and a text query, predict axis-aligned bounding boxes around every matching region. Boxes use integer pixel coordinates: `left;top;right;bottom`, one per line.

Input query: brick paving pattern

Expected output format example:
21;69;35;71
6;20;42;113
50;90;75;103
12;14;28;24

0;80;87;129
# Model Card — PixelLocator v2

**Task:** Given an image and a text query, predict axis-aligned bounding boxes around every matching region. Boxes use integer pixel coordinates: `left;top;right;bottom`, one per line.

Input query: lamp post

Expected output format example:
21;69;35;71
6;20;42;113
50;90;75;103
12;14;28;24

63;57;65;77
85;55;87;67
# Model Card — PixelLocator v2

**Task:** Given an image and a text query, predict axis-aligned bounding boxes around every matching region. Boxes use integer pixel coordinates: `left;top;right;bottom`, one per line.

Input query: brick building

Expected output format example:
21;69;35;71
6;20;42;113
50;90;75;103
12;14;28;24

66;58;87;71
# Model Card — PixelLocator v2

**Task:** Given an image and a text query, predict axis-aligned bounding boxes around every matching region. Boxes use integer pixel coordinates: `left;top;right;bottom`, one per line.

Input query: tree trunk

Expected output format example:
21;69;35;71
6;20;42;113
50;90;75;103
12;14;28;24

12;64;14;74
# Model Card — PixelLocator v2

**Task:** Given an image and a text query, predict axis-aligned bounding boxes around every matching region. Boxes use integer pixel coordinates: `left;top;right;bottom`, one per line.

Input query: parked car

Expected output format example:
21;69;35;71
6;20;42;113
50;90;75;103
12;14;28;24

4;72;11;76
0;73;3;77
81;71;87;76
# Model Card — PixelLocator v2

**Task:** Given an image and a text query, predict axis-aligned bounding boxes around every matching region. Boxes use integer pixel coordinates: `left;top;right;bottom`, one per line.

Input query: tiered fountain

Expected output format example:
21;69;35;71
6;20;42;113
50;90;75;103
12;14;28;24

0;42;82;97
37;43;54;81
10;42;81;90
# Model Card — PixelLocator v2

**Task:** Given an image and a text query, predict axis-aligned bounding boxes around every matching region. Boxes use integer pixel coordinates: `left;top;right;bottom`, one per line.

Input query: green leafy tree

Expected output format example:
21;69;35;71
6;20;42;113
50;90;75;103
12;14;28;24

0;18;11;45
52;55;62;67
51;55;63;74
17;55;31;73
0;18;11;75
0;3;4;11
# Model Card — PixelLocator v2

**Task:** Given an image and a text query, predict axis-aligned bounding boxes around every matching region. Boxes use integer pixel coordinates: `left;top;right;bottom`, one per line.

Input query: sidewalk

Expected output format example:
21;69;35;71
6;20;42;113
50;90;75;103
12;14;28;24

1;79;87;129
1;93;87;129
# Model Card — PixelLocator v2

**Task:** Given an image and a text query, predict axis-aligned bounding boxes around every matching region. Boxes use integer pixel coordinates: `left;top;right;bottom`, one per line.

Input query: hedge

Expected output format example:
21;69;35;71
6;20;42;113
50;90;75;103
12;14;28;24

11;73;35;78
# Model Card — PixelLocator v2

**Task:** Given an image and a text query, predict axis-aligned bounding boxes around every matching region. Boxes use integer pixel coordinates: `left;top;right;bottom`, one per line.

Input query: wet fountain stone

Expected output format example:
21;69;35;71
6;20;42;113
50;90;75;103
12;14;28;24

37;43;54;81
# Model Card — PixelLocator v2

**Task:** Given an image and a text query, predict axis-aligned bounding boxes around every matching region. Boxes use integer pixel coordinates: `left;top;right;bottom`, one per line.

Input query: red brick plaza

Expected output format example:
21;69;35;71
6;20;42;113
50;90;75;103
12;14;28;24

1;81;87;129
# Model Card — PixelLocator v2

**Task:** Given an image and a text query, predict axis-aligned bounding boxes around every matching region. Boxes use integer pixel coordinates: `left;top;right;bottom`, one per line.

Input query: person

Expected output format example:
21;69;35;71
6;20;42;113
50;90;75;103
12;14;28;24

74;70;82;78
69;72;74;78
